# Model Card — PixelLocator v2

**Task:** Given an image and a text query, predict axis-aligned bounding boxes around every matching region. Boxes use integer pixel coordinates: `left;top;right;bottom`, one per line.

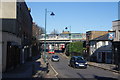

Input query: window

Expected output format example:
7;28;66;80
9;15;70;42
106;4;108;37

98;52;101;59
107;52;112;59
72;35;75;38
65;36;68;38
118;30;120;41
102;41;105;46
76;35;80;38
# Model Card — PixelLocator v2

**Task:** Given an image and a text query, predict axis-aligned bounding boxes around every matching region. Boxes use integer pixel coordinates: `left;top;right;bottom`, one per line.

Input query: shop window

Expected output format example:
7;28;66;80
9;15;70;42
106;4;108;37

119;30;120;40
102;41;105;46
107;52;112;59
98;52;101;59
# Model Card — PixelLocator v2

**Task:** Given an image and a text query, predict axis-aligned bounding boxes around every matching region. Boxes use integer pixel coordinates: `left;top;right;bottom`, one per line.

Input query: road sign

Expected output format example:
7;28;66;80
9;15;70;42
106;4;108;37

108;32;114;40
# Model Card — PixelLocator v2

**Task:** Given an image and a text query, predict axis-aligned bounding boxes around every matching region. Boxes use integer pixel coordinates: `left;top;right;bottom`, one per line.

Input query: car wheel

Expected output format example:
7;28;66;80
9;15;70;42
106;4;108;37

84;67;87;69
73;64;76;68
69;64;71;67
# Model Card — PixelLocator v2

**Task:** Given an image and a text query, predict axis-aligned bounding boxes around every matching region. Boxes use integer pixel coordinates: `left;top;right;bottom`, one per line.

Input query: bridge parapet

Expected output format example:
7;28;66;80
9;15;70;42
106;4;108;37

38;33;86;42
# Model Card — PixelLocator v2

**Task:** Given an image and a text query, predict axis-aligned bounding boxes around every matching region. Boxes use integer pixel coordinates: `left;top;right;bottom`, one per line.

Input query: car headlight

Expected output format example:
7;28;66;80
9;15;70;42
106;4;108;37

75;62;79;64
85;62;88;64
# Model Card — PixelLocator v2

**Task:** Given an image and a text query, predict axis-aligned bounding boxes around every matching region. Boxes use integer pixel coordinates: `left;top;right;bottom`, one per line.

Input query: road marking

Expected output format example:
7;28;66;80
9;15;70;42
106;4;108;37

48;60;59;78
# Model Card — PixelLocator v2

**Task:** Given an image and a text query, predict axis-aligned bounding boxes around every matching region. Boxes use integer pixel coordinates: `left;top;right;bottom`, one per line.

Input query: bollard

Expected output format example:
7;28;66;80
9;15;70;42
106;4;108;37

46;62;49;73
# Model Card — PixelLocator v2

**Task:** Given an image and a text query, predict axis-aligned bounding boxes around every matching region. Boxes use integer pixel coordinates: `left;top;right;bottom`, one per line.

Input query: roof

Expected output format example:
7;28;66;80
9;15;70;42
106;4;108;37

112;20;120;22
72;56;83;58
91;33;111;41
86;31;108;33
96;45;112;51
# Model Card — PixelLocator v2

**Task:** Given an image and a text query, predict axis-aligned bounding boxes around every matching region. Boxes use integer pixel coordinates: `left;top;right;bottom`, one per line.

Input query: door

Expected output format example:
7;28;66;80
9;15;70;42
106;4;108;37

6;42;13;71
102;52;105;63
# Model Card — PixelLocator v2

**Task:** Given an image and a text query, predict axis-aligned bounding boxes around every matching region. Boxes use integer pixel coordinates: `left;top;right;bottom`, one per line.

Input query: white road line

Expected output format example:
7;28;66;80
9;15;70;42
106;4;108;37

48;60;59;78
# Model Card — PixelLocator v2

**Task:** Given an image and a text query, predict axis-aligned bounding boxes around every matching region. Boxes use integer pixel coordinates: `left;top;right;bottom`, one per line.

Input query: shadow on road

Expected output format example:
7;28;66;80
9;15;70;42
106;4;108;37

76;73;88;80
76;73;118;80
94;75;118;80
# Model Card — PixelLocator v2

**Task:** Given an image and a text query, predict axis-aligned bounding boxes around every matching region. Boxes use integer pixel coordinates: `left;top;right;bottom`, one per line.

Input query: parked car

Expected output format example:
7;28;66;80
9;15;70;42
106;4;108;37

51;55;60;62
69;56;87;68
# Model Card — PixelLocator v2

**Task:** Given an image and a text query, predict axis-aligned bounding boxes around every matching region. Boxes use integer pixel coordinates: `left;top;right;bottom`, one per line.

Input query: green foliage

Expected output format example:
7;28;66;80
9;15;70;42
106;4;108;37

83;48;87;50
67;41;83;56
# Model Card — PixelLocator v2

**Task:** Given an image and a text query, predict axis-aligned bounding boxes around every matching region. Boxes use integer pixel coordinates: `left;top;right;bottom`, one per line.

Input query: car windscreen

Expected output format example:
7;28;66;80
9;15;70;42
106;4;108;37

52;56;59;58
76;57;84;61
49;49;54;52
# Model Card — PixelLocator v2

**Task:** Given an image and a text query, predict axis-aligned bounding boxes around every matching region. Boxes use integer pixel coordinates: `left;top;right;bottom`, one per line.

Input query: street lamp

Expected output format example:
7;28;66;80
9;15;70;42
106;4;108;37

65;26;71;57
44;9;55;63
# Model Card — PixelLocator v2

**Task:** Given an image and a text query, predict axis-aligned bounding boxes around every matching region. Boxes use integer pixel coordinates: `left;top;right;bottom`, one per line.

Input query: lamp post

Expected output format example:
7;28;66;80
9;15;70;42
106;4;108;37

65;26;71;56
44;9;55;63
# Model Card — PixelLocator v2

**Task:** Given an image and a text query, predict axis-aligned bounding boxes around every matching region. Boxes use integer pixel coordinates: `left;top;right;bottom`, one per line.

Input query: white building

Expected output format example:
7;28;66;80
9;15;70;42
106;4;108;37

89;33;113;63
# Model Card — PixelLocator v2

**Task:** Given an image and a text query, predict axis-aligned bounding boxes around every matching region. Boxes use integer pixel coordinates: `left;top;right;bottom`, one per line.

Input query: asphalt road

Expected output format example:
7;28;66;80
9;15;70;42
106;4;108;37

48;53;120;80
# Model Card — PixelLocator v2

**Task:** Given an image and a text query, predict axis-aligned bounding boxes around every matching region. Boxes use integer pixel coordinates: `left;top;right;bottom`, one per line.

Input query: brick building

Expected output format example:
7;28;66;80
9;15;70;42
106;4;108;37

0;0;32;72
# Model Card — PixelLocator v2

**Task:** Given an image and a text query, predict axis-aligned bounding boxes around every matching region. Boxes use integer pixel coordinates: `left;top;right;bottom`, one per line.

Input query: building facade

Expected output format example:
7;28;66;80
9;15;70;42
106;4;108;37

17;2;33;64
89;34;113;63
0;1;32;72
86;31;109;61
112;20;120;69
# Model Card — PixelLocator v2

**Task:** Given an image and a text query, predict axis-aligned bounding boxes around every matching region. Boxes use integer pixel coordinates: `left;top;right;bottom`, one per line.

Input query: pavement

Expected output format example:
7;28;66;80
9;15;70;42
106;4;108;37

87;62;120;73
44;61;58;79
60;53;120;74
2;53;59;79
2;54;49;79
32;55;47;78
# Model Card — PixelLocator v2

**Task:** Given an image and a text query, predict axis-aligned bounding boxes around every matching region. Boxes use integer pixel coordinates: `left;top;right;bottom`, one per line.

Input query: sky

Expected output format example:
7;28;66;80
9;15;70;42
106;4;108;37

26;2;118;34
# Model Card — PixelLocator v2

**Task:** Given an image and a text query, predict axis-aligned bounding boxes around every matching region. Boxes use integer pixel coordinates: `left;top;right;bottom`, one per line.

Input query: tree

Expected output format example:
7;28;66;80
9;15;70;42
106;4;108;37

50;29;59;34
66;41;83;56
40;27;45;34
32;23;45;57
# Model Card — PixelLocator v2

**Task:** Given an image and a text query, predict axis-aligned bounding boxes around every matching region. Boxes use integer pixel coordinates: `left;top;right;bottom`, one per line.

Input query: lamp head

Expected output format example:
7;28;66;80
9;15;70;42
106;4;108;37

50;12;55;16
65;27;68;29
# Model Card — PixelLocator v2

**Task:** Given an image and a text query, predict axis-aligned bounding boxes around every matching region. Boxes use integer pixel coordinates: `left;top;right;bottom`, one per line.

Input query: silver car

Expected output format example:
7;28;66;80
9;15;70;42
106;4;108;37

51;55;60;62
